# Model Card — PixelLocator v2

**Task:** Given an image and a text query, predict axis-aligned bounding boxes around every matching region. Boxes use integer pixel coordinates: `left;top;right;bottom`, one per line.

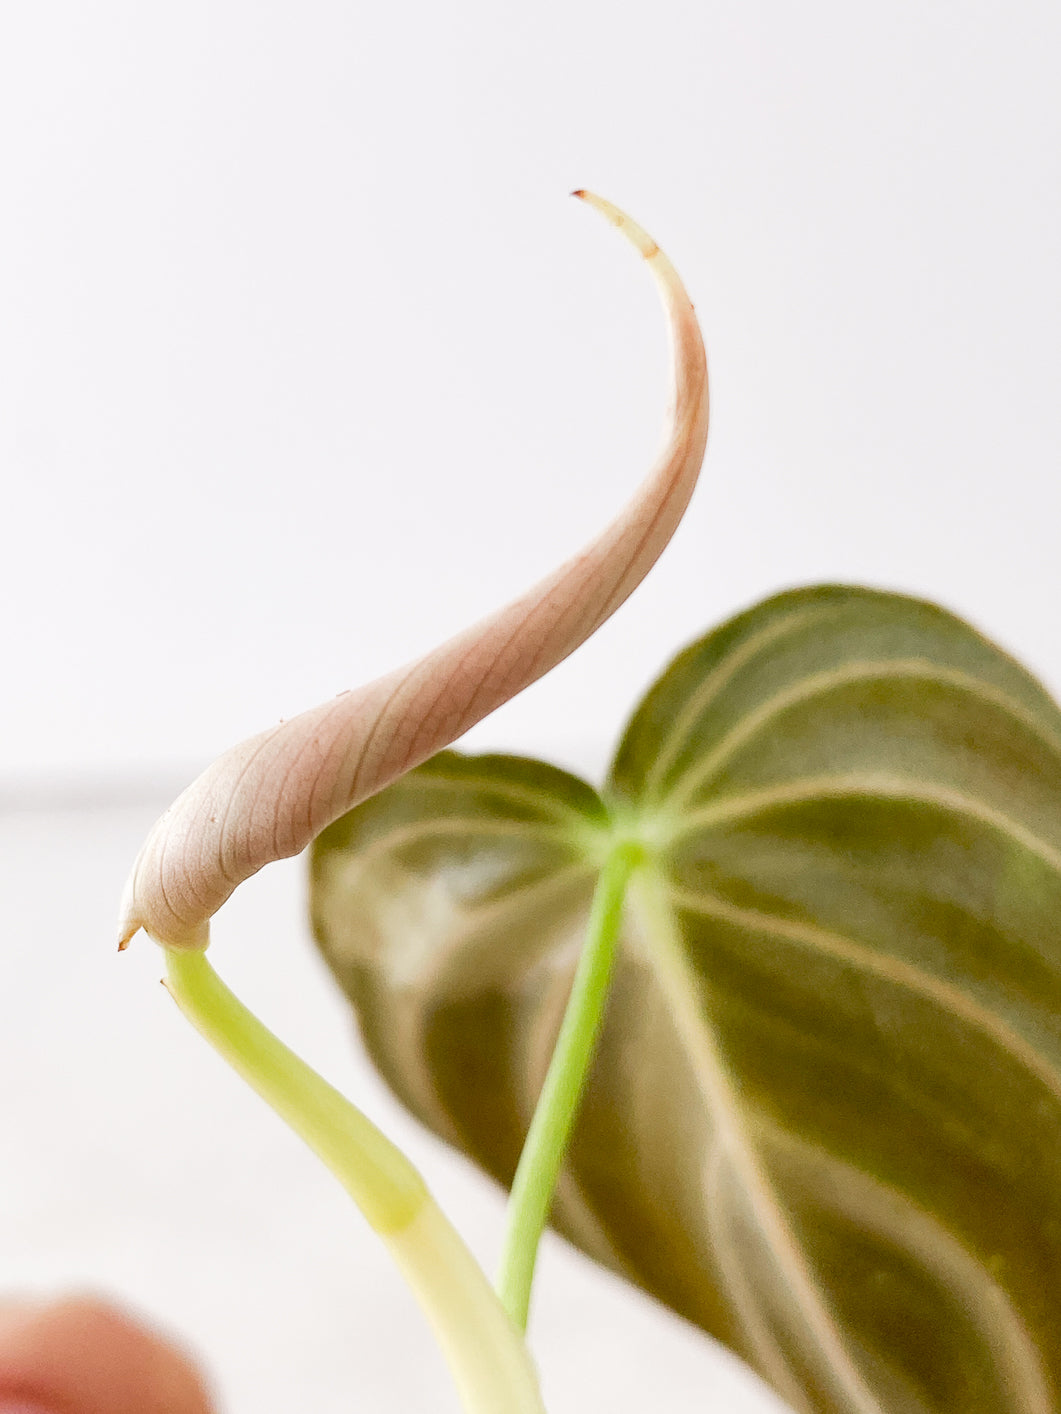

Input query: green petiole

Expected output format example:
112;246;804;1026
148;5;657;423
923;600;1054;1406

161;835;639;1403
497;838;642;1330
164;946;545;1414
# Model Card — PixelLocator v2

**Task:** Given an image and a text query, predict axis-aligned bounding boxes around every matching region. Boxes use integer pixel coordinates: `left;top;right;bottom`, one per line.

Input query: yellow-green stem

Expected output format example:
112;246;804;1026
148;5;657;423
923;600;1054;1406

164;946;545;1414
497;840;641;1329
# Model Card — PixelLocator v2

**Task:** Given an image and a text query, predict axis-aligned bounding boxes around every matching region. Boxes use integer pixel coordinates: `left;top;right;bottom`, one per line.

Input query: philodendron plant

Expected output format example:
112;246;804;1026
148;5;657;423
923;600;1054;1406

122;197;1061;1414
120;193;708;1413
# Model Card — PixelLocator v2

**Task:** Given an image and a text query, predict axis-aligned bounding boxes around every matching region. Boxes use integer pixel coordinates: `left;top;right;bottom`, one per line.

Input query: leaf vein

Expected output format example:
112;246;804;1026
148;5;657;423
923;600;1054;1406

667;884;1061;1106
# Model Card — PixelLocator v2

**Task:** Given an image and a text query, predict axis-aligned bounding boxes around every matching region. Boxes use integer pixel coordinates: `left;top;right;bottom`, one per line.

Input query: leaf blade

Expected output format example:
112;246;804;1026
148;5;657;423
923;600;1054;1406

312;586;1061;1412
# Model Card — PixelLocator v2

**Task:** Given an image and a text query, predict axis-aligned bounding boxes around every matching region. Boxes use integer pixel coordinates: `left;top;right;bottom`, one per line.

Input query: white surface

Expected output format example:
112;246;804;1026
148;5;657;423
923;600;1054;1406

1;2;1059;783
2;4;1060;1409
0;801;788;1413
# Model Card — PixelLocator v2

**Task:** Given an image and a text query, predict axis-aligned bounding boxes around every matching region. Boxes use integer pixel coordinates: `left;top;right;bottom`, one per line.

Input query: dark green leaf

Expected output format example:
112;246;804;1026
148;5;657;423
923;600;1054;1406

311;586;1061;1414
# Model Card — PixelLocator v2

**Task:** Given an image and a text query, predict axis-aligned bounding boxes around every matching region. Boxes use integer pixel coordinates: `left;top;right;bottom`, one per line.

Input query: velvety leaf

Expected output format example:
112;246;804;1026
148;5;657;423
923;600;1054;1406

311;585;1061;1414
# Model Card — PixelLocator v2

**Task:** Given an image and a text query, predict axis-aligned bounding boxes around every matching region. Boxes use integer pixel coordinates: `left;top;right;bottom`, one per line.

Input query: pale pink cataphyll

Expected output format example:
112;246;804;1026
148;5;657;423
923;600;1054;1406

116;193;709;1414
118;192;708;954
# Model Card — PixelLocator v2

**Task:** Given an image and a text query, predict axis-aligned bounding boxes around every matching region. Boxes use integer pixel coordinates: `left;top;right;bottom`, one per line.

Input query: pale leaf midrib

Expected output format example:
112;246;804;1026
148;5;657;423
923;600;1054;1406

383;862;597;1000
664;659;1061;814
668;773;1061;879
399;770;597;825
642;602;833;798
702;1141;816;1412
318;857;593;990
666;883;1061;1107
757;1122;1054;1414
629;863;887;1414
330;816;582;882
349;865;598;1147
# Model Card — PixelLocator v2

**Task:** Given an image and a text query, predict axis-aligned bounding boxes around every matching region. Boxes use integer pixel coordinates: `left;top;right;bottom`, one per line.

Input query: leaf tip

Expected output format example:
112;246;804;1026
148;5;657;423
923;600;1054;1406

573;190;661;261
119;194;707;956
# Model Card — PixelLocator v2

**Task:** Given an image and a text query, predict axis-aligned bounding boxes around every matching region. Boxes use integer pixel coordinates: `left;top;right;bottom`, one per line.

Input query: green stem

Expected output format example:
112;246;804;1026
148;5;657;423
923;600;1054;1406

497;839;641;1330
164;946;545;1414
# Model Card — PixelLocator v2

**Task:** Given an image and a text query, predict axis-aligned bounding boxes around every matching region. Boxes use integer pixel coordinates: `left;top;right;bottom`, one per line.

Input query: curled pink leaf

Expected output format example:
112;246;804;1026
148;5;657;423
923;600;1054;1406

119;193;709;950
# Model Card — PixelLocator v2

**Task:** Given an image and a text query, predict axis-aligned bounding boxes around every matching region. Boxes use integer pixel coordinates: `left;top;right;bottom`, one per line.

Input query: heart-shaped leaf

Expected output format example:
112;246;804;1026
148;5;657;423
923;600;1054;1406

310;585;1061;1414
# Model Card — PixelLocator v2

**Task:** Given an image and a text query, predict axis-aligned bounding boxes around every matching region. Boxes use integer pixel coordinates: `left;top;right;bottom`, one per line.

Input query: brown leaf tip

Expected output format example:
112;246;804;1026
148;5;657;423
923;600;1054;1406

117;917;140;952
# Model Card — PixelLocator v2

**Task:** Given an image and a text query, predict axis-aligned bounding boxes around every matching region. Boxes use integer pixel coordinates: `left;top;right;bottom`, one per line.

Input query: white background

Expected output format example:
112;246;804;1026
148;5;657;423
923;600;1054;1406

1;2;1058;1410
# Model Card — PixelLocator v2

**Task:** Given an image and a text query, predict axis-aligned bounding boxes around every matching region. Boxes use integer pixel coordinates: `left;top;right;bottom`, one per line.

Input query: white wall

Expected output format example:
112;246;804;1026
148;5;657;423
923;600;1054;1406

2;1;1058;786
2;4;1059;1411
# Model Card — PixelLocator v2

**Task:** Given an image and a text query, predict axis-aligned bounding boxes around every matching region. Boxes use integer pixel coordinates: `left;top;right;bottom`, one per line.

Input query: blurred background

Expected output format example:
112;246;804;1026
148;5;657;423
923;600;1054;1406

1;2;1058;1409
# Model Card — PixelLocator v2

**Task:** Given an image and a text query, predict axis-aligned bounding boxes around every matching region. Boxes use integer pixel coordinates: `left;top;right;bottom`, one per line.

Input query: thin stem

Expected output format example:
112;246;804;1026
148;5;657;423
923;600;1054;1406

164;946;545;1414
497;839;642;1330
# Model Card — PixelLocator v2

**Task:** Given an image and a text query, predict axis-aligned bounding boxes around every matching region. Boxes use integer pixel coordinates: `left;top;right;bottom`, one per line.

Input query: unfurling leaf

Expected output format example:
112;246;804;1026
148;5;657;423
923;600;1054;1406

118;193;708;951
311;584;1061;1414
